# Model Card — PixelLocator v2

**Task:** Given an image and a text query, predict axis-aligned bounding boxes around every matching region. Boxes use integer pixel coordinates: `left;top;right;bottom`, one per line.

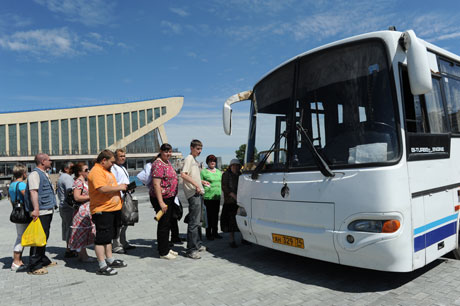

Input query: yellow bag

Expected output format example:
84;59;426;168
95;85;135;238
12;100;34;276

21;218;47;247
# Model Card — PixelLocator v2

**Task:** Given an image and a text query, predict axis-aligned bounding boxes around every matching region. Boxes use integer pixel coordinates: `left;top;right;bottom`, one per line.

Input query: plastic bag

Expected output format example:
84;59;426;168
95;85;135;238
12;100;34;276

21;218;47;247
121;193;139;225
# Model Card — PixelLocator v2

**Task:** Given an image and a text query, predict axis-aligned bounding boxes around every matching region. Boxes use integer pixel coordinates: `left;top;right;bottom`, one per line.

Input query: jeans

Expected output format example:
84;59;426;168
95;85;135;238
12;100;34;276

186;194;203;253
29;214;53;272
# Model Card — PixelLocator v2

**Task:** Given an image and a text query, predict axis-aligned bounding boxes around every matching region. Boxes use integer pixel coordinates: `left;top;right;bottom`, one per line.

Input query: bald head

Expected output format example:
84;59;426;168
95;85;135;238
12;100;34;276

34;153;52;171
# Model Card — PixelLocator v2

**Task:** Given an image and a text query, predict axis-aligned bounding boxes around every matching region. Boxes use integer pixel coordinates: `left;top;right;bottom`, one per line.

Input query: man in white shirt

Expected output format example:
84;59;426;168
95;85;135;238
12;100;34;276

111;149;135;253
181;139;206;259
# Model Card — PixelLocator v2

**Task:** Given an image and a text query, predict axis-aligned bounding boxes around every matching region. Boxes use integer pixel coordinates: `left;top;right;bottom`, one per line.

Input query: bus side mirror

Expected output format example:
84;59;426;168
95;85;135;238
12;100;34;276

222;90;253;135
402;30;432;95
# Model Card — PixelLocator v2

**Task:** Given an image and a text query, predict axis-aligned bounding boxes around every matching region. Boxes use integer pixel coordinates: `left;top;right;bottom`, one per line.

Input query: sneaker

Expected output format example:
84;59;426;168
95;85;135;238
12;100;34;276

169;250;178;256
186;251;201;259
198;245;208;252
160;252;177;260
112;247;125;254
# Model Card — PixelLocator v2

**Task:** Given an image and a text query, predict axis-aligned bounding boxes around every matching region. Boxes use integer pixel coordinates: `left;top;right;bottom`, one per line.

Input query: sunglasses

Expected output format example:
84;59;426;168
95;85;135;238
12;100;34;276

84;169;89;172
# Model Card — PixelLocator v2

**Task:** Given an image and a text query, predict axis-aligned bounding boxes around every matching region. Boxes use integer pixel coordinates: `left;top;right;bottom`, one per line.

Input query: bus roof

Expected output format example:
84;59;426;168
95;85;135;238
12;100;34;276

253;29;460;90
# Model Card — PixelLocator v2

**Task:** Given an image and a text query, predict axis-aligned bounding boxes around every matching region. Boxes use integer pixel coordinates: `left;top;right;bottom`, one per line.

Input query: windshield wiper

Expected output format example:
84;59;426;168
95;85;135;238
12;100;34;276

251;131;287;180
296;123;335;177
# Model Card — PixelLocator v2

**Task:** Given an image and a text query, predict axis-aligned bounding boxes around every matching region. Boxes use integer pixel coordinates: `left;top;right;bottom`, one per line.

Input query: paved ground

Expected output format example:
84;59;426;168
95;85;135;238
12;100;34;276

2;187;460;306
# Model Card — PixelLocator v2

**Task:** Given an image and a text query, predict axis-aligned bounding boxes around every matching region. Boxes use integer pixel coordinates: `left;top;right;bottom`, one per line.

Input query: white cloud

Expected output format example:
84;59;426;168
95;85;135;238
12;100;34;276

170;7;189;17
161;21;182;34
33;0;115;26
0;27;125;60
0;28;77;57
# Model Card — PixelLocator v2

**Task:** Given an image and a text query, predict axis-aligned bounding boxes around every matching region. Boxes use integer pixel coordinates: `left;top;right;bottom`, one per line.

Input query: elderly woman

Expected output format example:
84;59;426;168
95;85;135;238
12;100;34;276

149;143;179;260
68;162;96;262
8;164;29;271
221;159;242;248
201;154;223;240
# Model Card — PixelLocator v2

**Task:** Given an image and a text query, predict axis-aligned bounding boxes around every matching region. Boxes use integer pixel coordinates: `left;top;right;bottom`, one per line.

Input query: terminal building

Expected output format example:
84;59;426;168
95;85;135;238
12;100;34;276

0;96;184;176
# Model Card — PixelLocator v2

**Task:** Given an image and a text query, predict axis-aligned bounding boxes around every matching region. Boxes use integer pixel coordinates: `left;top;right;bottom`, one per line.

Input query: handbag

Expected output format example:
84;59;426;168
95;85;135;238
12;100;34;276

21;218;47;247
121;192;139;225
10;182;32;224
171;196;183;221
65;188;83;209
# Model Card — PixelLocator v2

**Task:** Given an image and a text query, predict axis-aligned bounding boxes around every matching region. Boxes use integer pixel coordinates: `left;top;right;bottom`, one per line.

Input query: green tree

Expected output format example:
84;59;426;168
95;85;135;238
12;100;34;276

235;144;257;164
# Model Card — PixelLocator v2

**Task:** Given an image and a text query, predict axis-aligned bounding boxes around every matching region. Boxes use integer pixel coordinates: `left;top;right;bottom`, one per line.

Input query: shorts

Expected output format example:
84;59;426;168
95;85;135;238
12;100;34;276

92;210;121;245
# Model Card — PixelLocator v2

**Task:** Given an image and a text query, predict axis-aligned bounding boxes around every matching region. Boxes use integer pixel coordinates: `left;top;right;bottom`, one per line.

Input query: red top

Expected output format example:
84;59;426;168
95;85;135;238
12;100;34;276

149;159;178;199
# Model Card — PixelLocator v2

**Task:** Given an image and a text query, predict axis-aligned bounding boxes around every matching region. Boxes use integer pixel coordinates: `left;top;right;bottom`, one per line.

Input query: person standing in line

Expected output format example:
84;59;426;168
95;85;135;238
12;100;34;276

88;150;128;276
111;149;135;254
221;159;242;248
181;139;206;259
142;158;183;245
25;153;58;275
149;143;179;259
69;162;96;262
8;164;28;272
201;154;223;241
56;161;77;258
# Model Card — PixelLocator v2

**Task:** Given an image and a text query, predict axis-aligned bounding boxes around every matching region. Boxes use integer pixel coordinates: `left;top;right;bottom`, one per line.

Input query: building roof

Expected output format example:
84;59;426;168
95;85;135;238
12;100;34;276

0;95;184;114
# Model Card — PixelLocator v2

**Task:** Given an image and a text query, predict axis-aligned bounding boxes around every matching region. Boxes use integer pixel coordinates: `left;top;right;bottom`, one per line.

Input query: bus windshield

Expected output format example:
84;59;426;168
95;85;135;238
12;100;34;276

247;39;400;171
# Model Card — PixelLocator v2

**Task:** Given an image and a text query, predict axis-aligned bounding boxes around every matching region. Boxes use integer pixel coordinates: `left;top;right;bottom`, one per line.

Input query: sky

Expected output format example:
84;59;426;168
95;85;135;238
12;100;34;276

1;0;460;164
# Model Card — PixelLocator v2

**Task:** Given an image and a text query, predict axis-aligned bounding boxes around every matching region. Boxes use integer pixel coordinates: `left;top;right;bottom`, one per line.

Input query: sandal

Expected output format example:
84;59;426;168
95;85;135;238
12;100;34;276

28;267;48;275
96;266;117;276
108;259;127;268
45;261;58;268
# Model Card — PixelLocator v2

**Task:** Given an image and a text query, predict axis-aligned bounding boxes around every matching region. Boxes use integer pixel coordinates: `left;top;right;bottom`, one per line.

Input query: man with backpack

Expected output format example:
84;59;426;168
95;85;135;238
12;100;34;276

25;153;58;275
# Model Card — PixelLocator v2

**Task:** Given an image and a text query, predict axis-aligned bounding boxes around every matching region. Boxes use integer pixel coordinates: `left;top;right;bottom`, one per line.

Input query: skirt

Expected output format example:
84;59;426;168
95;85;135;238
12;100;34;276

69;203;95;251
220;202;239;233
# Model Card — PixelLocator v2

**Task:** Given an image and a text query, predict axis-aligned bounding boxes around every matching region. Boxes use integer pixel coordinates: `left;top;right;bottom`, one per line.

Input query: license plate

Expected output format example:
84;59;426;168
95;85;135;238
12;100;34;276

272;233;304;249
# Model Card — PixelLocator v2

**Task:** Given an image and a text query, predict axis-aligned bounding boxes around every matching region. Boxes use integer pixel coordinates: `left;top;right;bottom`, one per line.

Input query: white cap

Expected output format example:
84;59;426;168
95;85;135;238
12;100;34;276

229;159;241;166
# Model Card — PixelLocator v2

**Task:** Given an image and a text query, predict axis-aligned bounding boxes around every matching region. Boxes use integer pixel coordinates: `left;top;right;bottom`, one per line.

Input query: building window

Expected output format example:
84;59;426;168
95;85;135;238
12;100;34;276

139;110;146;127
8;124;17;156
31;122;40;155
98;115;106;150
115;113;122;141
131;111;138;132
20;123;28;156
51;120;59;155
161;106;166;115
107;114;114;146
89;116;97;154
0;125;6;156
40;121;49;154
70;118;78;154
123;112;131;137
154;107;160;119
147;109;153;123
80;117;88;154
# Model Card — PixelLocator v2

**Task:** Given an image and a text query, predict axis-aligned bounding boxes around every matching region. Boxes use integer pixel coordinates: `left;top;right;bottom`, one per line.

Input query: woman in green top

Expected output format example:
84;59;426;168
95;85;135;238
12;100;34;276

201;154;223;240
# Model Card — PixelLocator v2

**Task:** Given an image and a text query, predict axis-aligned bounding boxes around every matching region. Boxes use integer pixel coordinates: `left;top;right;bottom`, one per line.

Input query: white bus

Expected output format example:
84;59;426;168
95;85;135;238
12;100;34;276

222;29;460;272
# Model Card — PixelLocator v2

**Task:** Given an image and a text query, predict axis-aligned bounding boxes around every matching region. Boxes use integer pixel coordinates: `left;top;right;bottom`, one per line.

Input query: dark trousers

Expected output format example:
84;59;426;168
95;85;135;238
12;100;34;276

151;196;174;256
170;218;180;240
29;213;53;272
204;199;220;238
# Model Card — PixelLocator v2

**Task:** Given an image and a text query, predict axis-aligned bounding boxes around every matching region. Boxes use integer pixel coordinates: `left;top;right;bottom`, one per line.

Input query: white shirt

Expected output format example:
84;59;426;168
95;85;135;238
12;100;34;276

111;164;130;184
136;162;152;186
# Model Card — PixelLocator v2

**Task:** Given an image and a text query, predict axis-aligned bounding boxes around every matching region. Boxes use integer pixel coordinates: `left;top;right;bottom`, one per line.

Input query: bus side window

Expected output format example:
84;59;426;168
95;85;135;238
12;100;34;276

401;67;447;134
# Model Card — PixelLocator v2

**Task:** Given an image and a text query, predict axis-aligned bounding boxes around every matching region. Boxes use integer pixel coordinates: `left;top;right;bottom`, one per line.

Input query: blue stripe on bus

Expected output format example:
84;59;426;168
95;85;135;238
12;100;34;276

414;221;457;252
413;213;458;236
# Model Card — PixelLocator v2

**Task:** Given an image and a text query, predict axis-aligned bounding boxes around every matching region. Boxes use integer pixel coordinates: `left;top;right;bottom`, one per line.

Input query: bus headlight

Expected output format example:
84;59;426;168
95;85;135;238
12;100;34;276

348;219;400;233
237;207;247;217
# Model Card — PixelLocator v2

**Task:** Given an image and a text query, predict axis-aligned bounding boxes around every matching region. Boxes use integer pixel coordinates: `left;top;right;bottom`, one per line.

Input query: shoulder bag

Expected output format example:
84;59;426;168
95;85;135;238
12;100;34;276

10;182;32;224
